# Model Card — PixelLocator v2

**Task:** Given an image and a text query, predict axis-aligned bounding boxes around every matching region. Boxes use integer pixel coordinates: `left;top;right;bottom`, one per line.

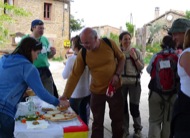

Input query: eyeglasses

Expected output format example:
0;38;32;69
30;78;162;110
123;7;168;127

79;37;96;47
79;41;91;46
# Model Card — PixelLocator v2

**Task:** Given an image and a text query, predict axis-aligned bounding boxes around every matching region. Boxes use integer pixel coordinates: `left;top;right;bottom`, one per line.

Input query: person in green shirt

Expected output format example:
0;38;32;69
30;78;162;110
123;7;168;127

21;19;58;97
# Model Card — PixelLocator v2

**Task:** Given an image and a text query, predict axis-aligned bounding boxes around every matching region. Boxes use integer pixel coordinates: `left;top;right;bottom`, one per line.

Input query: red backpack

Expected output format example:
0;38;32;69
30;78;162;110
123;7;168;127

148;51;178;94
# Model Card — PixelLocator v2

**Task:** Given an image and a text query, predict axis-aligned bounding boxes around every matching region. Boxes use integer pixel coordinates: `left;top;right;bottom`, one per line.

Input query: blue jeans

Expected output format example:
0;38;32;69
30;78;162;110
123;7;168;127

69;95;91;125
0;112;15;138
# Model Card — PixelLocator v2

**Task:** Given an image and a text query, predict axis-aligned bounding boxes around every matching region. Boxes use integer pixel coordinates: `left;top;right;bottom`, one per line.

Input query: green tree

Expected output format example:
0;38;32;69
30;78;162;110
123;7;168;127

126;22;135;37
0;2;30;44
109;33;119;46
185;10;190;19
147;23;163;45
70;15;84;32
101;33;119;47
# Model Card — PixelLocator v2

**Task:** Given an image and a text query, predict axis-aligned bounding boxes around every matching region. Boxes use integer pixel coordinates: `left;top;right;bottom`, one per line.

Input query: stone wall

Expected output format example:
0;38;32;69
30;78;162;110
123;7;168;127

92;25;121;37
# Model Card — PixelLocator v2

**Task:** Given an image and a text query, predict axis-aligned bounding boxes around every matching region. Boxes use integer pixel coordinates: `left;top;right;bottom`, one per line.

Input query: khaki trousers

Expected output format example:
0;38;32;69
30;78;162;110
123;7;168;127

148;91;177;138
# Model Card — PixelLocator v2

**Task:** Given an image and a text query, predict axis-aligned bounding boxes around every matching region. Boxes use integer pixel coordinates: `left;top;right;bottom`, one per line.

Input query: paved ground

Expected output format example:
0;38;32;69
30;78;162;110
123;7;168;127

49;61;150;138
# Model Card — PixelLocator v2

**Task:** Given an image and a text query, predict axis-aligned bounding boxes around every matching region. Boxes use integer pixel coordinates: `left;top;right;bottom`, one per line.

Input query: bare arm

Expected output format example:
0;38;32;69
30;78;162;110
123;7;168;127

111;57;125;87
180;52;190;76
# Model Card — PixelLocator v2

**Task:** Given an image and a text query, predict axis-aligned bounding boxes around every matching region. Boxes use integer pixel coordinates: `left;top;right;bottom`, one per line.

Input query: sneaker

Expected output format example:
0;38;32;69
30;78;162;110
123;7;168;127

133;130;142;138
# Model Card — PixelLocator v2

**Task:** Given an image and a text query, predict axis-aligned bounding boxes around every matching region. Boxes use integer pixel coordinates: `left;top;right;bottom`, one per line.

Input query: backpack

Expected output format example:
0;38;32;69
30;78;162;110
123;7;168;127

121;48;141;85
81;37;113;65
148;50;178;94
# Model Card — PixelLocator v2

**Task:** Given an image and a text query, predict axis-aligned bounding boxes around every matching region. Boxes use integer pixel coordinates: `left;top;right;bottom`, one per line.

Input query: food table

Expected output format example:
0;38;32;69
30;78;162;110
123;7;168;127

14;116;88;138
14;96;88;138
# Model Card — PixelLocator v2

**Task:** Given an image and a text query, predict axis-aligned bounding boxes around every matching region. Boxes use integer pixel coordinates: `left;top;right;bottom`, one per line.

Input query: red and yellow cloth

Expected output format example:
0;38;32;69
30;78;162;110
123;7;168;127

64;116;88;138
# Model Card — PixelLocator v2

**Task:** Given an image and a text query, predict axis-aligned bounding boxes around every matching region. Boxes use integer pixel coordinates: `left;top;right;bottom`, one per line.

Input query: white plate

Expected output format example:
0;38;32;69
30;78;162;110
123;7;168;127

26;120;49;129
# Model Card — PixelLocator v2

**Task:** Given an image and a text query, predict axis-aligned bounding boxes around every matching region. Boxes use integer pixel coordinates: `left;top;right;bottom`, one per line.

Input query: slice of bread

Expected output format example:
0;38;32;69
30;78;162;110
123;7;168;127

57;106;68;112
46;110;61;115
42;108;54;112
43;114;52;119
43;110;77;121
50;114;65;121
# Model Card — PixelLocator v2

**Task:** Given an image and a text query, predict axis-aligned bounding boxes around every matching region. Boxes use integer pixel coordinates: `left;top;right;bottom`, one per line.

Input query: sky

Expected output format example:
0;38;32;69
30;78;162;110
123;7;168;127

70;0;190;36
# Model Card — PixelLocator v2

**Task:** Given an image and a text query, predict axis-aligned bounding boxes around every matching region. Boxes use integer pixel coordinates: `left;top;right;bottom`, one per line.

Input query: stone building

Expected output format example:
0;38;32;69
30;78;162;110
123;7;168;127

92;25;122;37
136;8;186;47
135;7;186;57
0;0;70;58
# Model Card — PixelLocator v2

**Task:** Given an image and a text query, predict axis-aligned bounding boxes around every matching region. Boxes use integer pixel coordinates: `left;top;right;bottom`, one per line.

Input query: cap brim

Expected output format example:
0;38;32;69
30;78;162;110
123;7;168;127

168;28;188;34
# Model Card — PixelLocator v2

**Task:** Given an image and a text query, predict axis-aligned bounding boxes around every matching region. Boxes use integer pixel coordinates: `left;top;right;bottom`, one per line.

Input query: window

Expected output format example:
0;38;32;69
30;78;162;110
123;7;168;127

4;0;14;14
4;0;13;5
44;3;52;20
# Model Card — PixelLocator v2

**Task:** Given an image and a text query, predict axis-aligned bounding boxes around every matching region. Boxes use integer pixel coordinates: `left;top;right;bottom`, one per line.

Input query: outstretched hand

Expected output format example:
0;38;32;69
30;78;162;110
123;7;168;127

58;99;70;108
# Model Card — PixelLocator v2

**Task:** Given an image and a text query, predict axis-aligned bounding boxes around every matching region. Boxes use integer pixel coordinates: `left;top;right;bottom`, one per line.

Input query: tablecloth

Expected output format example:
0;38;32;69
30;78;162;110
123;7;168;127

14;96;88;138
14;117;84;138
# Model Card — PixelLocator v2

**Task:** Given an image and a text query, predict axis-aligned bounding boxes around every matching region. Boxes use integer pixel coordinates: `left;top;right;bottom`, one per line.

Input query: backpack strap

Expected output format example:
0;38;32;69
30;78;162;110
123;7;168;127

102;37;113;50
81;47;86;65
122;48;141;85
81;37;113;65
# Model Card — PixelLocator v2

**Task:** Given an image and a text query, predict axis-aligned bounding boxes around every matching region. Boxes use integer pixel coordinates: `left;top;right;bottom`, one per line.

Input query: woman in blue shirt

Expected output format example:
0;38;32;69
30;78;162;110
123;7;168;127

0;37;68;137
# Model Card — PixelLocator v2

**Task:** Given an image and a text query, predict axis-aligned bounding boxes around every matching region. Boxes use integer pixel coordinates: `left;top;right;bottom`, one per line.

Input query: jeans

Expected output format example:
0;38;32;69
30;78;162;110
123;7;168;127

0;112;15;138
69;95;91;125
38;67;54;96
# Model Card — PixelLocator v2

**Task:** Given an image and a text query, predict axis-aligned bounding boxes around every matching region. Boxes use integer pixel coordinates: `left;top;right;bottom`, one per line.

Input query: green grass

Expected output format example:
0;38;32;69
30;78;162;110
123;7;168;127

144;53;153;65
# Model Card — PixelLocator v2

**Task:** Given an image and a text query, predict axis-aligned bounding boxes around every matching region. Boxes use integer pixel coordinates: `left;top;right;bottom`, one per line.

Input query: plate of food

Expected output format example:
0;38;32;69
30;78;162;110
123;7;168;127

44;111;77;122
26;120;49;129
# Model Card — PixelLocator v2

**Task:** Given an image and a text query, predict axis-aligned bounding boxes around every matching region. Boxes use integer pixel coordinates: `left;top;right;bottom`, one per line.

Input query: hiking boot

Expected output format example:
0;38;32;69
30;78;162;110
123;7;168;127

133;130;142;138
123;131;129;138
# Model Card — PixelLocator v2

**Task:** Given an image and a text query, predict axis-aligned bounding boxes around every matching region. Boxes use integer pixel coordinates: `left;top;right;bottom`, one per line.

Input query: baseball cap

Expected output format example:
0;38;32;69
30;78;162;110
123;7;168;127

30;19;44;31
168;18;190;34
